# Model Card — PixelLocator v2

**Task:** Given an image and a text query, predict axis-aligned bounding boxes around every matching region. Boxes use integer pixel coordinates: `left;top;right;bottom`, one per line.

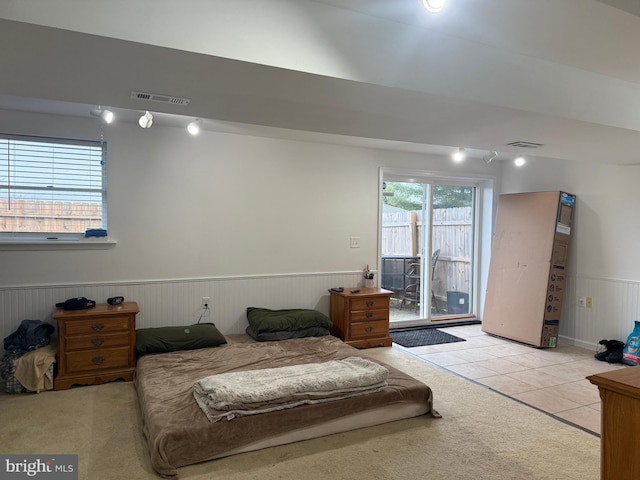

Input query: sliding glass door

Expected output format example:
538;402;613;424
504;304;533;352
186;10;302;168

380;172;478;327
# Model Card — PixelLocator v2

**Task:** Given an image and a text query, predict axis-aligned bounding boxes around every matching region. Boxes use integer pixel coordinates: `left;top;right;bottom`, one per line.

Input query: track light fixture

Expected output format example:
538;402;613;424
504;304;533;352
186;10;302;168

422;0;447;13
514;156;527;167
89;106;114;124
187;119;201;136
452;147;466;163
483;151;498;164
138;111;153;129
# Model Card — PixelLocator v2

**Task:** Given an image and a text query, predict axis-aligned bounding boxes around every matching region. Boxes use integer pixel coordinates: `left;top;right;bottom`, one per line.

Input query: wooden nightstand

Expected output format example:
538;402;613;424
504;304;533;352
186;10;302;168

329;288;393;348
54;301;139;390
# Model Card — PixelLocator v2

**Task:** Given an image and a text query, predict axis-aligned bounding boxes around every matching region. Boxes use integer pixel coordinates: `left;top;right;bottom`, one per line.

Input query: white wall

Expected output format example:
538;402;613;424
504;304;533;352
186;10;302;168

0;109;499;342
7;108;640;350
501;158;640;347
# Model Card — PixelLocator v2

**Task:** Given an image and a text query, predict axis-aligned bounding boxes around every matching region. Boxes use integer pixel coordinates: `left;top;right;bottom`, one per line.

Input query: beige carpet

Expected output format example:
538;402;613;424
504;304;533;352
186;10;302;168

0;347;600;480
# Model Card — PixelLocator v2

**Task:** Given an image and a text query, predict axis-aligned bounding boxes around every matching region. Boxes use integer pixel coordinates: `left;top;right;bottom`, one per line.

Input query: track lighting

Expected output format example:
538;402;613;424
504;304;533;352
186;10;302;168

422;0;447;13
452;147;466;163
514;156;526;167
187;119;201;136
89;106;114;124
138;111;153;129
483;151;498;164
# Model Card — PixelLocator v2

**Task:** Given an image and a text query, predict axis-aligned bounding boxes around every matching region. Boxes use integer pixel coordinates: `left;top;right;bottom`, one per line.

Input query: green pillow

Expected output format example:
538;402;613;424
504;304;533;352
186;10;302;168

136;323;227;356
246;307;332;334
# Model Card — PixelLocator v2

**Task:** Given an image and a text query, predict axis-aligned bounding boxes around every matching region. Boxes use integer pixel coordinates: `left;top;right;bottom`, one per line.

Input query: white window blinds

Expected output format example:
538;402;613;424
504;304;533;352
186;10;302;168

0;134;106;236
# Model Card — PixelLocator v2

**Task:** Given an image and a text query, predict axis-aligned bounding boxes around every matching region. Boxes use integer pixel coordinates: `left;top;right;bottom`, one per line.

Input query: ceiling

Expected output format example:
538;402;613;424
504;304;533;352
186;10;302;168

1;0;640;165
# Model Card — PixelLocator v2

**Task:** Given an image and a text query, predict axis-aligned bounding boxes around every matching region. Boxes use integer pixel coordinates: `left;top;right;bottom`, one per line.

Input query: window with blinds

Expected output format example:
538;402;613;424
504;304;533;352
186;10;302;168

0;133;106;238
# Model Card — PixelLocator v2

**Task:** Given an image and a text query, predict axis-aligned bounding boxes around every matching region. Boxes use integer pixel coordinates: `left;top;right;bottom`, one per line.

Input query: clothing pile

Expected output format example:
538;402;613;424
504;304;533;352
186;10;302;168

0;320;56;393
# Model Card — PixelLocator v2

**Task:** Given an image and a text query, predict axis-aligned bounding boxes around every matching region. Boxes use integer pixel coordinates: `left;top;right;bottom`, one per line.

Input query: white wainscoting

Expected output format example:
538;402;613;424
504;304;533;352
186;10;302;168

560;274;640;350
3;272;638;354
0;271;364;351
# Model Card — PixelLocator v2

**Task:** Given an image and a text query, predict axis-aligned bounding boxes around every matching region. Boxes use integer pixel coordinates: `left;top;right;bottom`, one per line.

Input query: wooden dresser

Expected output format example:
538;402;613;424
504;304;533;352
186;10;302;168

329;287;393;348
587;366;640;480
54;301;139;390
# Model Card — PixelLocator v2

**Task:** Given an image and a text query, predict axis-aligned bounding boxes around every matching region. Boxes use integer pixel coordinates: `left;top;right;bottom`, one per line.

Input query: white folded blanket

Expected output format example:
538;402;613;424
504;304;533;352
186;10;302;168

193;356;388;422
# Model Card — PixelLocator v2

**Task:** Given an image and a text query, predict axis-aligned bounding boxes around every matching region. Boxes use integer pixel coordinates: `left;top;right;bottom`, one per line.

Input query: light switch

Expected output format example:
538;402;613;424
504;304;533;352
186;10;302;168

350;237;360;248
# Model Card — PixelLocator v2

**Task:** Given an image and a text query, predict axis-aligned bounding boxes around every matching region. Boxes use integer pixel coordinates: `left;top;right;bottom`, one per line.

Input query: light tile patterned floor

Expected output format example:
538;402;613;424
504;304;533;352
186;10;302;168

392;323;628;435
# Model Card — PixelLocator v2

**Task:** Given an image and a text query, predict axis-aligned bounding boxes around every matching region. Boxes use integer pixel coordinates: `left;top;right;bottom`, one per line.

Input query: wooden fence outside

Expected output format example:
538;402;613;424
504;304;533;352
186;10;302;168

0;199;102;233
382;207;473;299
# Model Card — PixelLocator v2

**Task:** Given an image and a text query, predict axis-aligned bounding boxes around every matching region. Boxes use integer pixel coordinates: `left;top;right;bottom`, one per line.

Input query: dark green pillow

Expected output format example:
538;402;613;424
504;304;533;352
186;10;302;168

136;323;227;356
246;307;332;334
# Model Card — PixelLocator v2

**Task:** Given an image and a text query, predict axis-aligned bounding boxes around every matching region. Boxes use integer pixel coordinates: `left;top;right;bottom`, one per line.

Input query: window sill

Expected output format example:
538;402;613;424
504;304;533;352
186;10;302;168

0;239;117;251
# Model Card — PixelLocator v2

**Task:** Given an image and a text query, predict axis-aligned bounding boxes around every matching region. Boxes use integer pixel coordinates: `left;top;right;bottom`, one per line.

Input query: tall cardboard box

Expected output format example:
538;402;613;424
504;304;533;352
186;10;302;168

482;191;575;347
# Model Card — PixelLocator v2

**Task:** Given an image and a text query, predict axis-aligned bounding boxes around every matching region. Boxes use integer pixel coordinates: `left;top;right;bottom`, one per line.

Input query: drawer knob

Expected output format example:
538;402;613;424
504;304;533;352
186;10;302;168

91;337;105;347
366;301;374;307
92;356;105;365
91;323;105;332
366;312;374;318
365;326;374;333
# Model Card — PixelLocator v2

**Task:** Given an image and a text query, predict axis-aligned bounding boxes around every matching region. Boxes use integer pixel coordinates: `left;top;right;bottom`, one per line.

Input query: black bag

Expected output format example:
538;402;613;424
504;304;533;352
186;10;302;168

55;297;96;310
3;319;55;353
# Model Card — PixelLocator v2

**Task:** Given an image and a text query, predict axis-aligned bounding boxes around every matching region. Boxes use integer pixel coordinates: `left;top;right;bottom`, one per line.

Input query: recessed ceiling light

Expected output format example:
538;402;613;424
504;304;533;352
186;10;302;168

514;156;526;167
422;0;447;13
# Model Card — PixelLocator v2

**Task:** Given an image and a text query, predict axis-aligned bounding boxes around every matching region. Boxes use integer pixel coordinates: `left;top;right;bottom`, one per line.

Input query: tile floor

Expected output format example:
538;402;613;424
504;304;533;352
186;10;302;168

392;323;629;435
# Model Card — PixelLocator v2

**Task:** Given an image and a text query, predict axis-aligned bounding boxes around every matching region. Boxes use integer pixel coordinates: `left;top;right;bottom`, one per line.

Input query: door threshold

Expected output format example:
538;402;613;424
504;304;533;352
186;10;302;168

390;319;481;331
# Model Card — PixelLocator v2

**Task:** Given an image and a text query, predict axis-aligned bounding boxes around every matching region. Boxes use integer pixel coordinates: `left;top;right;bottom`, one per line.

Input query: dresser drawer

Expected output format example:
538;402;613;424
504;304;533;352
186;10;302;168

65;332;130;351
350;309;388;323
350;296;389;311
350;320;389;339
65;347;131;374
65;316;131;336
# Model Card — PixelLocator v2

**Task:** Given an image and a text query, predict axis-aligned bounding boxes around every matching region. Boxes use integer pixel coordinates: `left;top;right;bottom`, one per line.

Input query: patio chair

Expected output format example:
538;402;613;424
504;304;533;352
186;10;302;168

431;249;440;313
400;261;421;311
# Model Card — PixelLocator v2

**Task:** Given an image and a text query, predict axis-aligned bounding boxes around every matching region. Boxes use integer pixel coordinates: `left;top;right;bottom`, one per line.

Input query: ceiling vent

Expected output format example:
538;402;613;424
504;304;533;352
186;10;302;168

506;141;543;148
130;91;191;106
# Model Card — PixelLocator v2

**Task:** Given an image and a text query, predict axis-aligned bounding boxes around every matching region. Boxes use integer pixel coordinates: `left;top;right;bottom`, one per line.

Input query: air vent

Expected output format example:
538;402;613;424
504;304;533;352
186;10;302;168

506;141;543;148
130;91;191;106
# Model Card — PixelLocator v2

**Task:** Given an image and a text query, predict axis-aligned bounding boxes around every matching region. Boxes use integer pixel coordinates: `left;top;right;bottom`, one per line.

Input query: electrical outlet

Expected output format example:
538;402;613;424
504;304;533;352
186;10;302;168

579;297;586;307
350;237;360;248
202;296;210;309
586;296;593;309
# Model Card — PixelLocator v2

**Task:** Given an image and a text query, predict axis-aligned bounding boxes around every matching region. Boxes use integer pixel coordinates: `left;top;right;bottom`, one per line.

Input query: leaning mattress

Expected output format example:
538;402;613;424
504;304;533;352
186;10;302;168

135;334;435;478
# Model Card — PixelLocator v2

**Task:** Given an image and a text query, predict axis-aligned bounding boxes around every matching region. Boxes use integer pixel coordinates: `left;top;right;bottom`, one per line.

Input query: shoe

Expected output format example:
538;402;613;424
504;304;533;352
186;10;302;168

605;340;625;363
594;339;625;363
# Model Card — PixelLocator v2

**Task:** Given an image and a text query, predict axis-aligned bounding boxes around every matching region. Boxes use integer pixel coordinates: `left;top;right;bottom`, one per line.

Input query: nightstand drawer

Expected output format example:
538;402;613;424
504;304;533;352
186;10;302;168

65;317;131;336
351;297;389;311
65;347;130;374
350;320;389;339
350;309;388;322
65;332;130;351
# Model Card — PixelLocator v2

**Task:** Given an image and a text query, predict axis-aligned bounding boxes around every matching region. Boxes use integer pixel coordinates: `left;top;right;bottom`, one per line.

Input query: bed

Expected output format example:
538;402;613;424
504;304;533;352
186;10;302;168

135;334;437;478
